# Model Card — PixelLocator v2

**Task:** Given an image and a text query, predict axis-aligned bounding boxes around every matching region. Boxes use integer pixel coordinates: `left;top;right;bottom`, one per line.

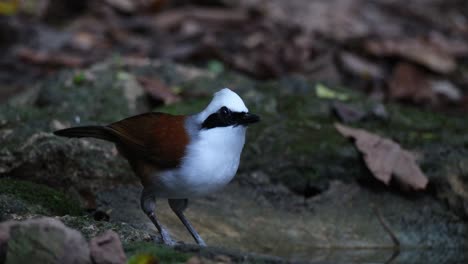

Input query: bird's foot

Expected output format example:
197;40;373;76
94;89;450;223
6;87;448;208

160;228;177;247
195;237;207;247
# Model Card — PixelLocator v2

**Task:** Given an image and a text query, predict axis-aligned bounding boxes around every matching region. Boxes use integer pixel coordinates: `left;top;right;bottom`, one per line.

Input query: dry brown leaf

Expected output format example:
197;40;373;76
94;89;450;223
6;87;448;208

365;38;456;74
339;52;384;79
70;31;97;51
154;7;248;30
388;63;436;105
105;0;167;13
16;47;85;68
331;102;366;123
335;123;428;190
429;80;462;102
136;76;181;105
428;32;468;57
388;63;462;105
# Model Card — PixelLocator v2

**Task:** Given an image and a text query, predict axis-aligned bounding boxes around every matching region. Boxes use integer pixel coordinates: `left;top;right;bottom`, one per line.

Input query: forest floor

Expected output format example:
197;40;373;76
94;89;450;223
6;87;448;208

1;0;468;263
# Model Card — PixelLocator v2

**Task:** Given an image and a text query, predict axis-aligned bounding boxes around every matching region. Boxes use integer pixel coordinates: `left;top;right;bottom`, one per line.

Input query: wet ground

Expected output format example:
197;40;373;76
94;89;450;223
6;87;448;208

1;58;468;262
97;183;468;263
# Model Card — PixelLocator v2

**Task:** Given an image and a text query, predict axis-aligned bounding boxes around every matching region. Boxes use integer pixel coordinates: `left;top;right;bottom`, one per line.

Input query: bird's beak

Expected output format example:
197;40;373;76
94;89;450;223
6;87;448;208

239;112;260;126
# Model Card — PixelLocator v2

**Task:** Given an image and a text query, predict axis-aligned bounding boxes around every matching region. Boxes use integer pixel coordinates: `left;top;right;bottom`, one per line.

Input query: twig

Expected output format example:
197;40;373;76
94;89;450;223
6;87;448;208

384;249;400;264
373;206;400;248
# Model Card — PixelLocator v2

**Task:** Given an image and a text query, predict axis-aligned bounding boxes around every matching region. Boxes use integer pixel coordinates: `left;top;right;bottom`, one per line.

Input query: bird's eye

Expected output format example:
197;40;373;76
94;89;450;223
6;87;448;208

220;106;230;116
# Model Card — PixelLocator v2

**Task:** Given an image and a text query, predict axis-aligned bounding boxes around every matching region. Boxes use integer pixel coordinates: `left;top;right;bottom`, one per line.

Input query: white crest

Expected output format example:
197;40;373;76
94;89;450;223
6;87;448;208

196;88;248;123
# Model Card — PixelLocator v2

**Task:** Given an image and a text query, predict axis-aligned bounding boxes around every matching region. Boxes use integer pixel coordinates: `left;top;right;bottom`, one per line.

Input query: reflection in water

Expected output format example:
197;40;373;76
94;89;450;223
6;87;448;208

295;249;468;264
97;186;468;263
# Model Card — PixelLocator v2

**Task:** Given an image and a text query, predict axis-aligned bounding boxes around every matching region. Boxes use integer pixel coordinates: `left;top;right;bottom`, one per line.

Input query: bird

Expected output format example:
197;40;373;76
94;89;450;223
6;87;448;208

54;88;260;246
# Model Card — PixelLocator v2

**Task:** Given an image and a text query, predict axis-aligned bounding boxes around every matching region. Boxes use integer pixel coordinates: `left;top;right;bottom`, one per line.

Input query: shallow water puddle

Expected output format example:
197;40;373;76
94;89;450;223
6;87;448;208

97;184;467;263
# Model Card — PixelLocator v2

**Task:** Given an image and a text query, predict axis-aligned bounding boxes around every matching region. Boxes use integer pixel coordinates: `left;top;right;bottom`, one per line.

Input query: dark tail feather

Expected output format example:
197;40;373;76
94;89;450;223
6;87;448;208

54;126;115;141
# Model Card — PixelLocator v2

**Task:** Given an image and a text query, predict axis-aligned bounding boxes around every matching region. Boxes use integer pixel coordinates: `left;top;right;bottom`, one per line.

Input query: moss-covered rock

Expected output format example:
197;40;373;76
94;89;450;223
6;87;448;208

59;215;152;243
0;62;149;208
2;59;468;261
154;73;468;202
0;178;81;218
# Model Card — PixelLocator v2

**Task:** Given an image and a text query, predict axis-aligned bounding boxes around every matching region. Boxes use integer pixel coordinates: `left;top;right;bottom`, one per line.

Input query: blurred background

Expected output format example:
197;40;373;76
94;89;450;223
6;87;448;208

1;0;468;263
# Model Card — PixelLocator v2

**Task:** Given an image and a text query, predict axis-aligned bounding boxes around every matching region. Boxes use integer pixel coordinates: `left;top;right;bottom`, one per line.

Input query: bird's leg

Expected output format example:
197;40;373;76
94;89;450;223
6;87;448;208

141;192;175;246
168;198;206;246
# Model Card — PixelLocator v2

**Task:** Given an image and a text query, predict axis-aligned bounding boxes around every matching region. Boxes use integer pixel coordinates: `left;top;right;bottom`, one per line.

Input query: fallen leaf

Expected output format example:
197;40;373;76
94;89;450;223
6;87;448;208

427;31;468;57
105;0;166;13
16;47;85;68
136;76;181;105
335;123;428;190
213;255;232;263
339;52;384;79
388;63;461;105
105;0;135;13
332;102;388;123
429;80;462;102
154;7;313;79
315;84;349;101
186;256;202;264
331;102;366;123
388;63;436;105
371;103;388;120
365;38;456;74
70;31;97;51
154;7;248;30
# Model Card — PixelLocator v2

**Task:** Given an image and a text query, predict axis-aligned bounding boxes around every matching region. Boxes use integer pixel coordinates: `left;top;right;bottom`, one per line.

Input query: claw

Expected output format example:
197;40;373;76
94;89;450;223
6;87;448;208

160;228;177;246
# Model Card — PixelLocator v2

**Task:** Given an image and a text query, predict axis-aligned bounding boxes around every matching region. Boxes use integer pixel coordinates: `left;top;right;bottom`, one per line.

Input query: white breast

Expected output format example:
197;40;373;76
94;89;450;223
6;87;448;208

155;126;246;198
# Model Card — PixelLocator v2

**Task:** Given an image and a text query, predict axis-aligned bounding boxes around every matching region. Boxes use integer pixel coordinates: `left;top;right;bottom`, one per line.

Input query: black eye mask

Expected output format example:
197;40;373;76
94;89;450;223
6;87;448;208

201;106;260;129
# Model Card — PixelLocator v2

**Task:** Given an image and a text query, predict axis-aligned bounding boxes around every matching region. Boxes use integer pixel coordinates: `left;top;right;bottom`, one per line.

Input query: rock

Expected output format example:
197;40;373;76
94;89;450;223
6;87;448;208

431;151;468;219
2;59;468;262
90;230;126;264
0;217;139;264
0;17;20;49
0;178;82;217
1;217;91;264
0;222;11;263
366;38;457;74
58;214;152;244
0;64;146;208
185;255;232;264
0;60;222;210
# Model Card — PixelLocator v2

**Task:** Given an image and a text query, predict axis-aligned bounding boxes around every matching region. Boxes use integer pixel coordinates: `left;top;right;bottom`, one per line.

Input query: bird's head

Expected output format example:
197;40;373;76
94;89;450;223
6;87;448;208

197;88;260;129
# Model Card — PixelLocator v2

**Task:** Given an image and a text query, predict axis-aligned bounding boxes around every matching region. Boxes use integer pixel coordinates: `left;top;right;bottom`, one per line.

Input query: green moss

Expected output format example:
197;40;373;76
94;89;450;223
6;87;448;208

241;86;366;194
61;215;151;243
207;60;225;75
124;242;191;263
0;67;136;149
3;59;468;217
241;78;468;196
72;71;87;85
0;178;82;216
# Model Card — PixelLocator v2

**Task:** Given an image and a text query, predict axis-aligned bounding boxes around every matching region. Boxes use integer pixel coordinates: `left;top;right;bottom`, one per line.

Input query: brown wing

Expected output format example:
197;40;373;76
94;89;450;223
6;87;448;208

107;112;189;169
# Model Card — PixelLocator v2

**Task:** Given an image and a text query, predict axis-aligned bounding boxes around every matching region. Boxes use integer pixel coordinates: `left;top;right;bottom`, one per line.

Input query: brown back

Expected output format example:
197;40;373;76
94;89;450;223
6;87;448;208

107;113;189;169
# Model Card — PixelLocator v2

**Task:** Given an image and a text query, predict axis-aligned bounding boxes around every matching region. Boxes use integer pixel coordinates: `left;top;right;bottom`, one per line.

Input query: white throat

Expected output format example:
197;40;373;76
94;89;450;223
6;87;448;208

181;125;246;192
